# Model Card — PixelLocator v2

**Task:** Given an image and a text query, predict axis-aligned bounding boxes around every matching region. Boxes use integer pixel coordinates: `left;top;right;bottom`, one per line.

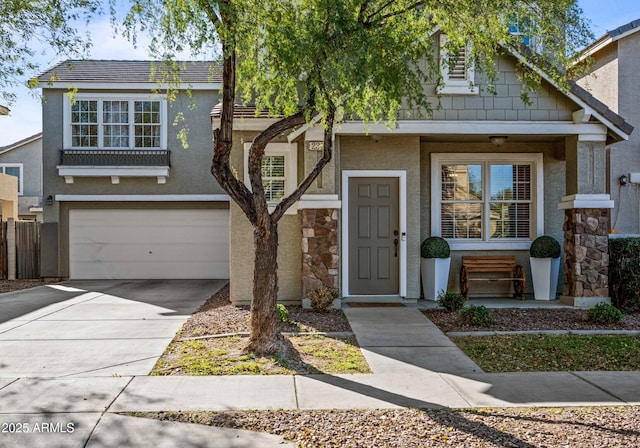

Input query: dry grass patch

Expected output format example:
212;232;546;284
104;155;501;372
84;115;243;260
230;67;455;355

152;334;369;375
151;284;371;375
453;334;640;372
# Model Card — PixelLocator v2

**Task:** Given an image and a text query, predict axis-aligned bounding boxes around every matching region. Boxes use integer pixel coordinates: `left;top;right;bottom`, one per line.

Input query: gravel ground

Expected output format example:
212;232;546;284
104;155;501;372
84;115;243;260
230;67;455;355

179;283;352;338
424;308;640;333
144;407;640;447
0;279;45;293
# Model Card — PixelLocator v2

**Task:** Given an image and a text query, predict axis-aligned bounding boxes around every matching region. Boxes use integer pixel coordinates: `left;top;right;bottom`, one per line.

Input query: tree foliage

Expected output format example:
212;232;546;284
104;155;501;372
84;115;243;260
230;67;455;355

114;0;593;355
0;0;101;104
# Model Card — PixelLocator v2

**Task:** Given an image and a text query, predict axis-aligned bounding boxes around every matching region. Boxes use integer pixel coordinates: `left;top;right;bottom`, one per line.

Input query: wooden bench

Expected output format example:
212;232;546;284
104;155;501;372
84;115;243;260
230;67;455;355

460;256;525;300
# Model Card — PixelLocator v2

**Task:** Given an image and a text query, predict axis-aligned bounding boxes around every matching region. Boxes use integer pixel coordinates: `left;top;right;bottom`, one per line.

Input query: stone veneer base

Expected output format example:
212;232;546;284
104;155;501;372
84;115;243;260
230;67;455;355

559;295;611;307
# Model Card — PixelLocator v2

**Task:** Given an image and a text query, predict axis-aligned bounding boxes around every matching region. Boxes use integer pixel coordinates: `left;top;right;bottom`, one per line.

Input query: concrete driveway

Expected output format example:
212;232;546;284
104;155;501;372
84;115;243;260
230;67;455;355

0;280;226;378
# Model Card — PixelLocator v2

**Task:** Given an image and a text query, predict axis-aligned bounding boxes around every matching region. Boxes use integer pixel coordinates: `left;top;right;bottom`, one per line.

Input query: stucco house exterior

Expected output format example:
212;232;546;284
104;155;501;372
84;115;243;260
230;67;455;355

575;19;640;235
38;60;230;280
216;32;633;306
0;133;44;221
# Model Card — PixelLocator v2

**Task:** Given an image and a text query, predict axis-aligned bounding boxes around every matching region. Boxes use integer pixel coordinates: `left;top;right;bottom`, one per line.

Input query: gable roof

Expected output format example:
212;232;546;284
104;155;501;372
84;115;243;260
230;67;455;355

579;18;640;61
0;133;42;156
37;60;222;90
505;44;633;143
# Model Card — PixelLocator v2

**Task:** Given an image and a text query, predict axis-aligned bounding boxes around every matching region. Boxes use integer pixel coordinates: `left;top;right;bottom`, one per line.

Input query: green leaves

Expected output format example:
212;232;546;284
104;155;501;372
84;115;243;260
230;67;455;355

0;0;102;103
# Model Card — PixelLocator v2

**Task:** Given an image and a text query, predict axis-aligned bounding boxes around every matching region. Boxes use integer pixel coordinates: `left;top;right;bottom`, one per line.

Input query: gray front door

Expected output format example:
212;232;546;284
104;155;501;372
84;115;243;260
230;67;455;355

348;177;400;295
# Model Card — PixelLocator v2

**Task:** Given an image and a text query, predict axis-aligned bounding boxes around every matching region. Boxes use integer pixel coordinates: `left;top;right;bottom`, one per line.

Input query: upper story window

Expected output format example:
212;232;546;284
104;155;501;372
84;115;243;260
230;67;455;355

508;13;541;53
438;34;478;95
431;153;543;250
0;164;23;195
244;143;297;210
64;94;167;150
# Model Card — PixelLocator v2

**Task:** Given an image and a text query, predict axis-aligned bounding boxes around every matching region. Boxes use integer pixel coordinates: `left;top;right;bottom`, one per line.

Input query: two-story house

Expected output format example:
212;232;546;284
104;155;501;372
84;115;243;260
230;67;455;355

39;40;633;307
575;19;640;235
0;133;43;221
215;32;633;307
38;60;230;280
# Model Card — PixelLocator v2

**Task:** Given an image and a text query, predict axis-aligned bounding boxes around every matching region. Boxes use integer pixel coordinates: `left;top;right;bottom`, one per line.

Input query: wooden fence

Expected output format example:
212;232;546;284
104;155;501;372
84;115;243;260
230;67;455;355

0;220;40;280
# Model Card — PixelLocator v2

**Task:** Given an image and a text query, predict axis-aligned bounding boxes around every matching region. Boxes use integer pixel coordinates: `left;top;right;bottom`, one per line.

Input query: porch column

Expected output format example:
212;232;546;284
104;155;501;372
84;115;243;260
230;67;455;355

301;207;339;296
559;135;612;306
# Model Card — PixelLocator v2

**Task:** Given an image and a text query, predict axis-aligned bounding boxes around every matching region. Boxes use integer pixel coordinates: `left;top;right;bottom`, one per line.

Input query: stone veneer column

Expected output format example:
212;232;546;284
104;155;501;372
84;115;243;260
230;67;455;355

559;195;613;306
301;209;339;296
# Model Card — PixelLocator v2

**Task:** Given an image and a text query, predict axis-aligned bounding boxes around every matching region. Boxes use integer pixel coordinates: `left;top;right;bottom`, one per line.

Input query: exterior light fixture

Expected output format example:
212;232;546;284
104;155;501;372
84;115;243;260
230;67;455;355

489;135;508;146
620;174;628;186
46;195;54;205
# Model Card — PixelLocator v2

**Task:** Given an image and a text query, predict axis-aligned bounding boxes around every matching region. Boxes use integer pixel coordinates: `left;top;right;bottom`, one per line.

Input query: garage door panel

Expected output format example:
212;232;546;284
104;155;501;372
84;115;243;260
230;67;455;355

71;260;229;280
70;242;229;263
70;228;227;245
69;209;230;279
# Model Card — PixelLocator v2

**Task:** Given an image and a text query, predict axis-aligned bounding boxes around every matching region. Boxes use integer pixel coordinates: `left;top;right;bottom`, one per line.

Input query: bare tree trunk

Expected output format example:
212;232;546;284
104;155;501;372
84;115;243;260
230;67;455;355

245;216;287;356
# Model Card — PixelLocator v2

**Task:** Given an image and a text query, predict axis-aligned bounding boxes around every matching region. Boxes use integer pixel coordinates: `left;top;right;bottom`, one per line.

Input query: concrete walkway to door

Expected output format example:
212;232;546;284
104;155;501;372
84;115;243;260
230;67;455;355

343;307;483;374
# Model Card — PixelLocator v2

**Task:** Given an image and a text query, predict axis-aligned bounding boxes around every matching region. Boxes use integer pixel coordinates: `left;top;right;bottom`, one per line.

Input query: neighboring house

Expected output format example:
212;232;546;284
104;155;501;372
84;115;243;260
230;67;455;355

0;133;43;221
0;105;9;115
575;19;640;235
214;30;633;306
38;60;230;280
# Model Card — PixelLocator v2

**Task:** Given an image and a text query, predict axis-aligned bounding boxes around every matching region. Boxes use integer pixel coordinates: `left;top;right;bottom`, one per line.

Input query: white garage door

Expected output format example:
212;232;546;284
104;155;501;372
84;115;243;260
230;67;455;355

69;209;230;279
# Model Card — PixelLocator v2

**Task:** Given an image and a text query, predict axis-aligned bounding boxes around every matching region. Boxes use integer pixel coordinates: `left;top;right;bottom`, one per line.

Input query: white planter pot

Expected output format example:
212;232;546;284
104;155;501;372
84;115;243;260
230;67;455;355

421;257;451;301
530;257;561;300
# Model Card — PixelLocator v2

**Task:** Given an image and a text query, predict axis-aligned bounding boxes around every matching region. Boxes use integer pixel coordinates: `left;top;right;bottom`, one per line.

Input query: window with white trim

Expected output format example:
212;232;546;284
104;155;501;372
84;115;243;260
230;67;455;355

244;143;297;209
508;14;541;53
431;153;543;250
0;164;23;195
438;34;478;95
64;94;167;149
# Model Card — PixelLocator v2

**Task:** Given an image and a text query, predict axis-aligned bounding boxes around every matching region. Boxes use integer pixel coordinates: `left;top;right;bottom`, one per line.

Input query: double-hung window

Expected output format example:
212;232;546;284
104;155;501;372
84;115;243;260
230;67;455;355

431;153;543;250
65;94;166;149
244;143;297;211
0;164;23;195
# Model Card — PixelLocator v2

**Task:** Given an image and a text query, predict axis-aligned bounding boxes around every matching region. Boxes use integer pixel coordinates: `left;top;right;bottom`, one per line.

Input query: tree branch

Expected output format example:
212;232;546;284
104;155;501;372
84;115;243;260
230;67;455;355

272;108;335;222
247;111;308;218
211;6;257;225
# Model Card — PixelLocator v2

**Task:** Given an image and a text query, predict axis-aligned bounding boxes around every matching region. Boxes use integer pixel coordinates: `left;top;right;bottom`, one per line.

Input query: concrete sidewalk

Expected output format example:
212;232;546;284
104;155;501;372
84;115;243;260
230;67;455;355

2;295;640;447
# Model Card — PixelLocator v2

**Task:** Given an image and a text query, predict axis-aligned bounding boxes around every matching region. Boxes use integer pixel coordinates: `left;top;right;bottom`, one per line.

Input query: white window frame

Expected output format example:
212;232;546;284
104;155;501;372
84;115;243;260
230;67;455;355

244;142;297;214
437;34;478;95
0;163;23;195
431;153;544;250
63;93;168;150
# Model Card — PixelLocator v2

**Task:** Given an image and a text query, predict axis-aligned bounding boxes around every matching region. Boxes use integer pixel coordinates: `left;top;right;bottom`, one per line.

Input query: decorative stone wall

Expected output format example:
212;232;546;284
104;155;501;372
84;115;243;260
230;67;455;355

302;209;339;297
563;208;610;298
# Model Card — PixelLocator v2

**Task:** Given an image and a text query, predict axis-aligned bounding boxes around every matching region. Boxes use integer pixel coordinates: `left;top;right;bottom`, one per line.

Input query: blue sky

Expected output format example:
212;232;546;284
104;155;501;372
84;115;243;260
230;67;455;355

1;0;640;146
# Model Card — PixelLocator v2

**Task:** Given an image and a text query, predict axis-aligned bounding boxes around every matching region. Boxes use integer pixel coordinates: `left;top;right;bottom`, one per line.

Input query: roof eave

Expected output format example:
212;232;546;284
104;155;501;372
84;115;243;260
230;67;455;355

505;44;633;143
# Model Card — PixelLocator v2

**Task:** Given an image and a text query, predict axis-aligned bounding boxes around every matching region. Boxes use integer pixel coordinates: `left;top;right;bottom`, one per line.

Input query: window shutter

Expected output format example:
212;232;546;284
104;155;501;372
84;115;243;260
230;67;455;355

448;47;467;81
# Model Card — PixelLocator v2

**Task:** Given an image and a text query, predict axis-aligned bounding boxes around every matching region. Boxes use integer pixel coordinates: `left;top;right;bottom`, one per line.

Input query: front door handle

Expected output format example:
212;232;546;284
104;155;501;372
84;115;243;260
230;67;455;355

394;238;399;257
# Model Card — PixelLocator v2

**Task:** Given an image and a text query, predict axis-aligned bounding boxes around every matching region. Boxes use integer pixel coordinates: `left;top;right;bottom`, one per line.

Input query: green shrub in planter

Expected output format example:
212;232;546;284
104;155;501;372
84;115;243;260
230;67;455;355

529;235;561;258
437;290;465;312
587;303;623;324
460;305;492;327
421;237;450;258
